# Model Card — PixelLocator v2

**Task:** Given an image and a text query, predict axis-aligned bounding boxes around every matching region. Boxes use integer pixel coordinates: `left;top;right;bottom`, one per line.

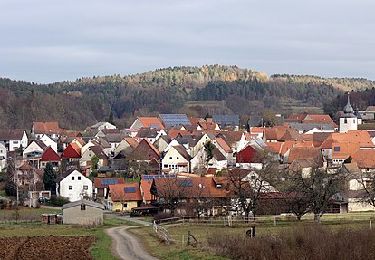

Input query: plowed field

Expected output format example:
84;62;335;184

0;236;95;260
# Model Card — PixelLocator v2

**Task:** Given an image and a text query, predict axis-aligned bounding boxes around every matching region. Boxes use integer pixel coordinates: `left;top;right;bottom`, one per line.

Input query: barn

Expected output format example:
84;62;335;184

62;199;104;226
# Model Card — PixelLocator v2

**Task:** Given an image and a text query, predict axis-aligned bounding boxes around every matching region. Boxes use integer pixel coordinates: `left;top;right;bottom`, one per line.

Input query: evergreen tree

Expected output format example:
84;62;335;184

43;163;56;195
5;159;16;197
204;141;215;163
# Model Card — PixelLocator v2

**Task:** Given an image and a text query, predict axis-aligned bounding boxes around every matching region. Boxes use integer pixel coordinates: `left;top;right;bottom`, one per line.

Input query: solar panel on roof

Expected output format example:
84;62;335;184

142;175;176;180
124;187;137;193
101;179;119;186
213;114;239;126
179;179;193;187
159;114;191;127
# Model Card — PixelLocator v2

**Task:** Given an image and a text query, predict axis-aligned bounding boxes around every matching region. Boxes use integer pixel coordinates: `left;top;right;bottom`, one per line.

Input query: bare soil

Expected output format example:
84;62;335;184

0;236;95;260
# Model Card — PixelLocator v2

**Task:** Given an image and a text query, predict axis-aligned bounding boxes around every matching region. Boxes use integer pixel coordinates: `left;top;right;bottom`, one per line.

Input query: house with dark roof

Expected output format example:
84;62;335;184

23;140;48;168
80;145;109;169
191;146;227;172
162;144;191;174
0;129;28;151
212;114;240;130
114;137;139;158
159;114;191;128
128;139;160;162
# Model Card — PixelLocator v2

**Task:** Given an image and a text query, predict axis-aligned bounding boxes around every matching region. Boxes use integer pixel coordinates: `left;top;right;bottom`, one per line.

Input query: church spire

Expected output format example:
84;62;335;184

343;92;354;114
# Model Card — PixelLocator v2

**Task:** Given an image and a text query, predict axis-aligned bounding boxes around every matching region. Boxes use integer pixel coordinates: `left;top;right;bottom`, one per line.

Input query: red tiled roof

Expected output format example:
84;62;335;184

287;147;321;163
62;143;81;159
0;129;26;140
350;150;375;169
124;138;139;149
285;113;308;122
138;117;164;129
41;147;60;161
215;137;232;153
153;177;228;199
140;179;153;202
109;183;142;202
302;114;334;124
94;178;125;189
128;139;160;161
266;142;283;154
33;121;61;134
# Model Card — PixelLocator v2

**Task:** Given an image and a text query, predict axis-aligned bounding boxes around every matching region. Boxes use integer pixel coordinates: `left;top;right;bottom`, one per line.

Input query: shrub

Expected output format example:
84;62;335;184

208;224;375;260
153;212;174;222
48;196;70;207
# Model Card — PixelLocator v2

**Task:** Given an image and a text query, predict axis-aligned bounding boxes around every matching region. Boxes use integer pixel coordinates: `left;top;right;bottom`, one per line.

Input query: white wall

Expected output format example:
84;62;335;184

23;141;44;159
162;146;189;173
40;134;58;152
59;170;93;202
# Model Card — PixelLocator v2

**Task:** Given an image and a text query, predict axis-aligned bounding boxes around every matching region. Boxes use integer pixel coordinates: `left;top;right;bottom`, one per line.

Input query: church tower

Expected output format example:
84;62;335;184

339;93;358;133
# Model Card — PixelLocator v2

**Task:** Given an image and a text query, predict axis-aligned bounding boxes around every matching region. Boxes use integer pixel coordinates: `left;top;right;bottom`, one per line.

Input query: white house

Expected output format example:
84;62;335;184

0;129;28;152
57;169;93;202
39;134;58;152
89;122;116;131
191;147;227;172
23;140;47;159
114;138;139;157
0;142;6;172
162;144;190;174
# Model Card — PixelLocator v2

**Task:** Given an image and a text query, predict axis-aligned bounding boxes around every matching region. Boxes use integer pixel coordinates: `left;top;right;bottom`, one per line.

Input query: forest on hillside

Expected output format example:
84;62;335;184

1;65;374;130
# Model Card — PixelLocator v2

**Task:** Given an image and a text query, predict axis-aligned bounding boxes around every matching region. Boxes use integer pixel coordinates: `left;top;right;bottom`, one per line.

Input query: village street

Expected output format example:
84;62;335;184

106;216;157;260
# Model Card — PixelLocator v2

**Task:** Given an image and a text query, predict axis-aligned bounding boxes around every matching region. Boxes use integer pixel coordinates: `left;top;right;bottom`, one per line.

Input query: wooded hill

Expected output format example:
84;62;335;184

1;65;374;130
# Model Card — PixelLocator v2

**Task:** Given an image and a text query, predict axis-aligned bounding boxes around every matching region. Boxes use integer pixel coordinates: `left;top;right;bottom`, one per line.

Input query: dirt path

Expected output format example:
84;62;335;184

106;226;158;260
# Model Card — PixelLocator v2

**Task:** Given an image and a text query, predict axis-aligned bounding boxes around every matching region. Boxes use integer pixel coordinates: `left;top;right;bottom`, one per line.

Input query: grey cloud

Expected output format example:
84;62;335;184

0;0;375;82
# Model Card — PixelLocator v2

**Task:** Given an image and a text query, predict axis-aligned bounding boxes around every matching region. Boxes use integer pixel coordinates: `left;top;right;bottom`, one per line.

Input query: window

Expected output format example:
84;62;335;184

13;140;18;144
123;203;127;208
353;119;356;123
169;157;172;159
69;186;72;190
344;118;347;124
72;177;74;180
83;185;88;190
81;204;86;210
177;157;179;159
334;147;340;152
164;164;168;168
78;176;81;180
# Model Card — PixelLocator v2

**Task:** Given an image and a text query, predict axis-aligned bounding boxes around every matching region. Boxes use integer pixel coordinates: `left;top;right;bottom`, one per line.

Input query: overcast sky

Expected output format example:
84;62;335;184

1;0;374;83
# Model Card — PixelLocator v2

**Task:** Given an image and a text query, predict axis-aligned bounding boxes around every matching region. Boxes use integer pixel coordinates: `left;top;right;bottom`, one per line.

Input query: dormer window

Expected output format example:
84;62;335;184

334;147;340;152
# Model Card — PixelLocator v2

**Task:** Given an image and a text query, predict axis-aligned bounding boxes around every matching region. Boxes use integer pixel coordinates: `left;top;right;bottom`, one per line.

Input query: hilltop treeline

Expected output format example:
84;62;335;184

1;65;373;130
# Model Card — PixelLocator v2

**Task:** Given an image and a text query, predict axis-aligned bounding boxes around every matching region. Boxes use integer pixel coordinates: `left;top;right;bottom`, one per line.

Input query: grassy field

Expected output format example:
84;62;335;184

130;212;375;260
0;207;62;222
